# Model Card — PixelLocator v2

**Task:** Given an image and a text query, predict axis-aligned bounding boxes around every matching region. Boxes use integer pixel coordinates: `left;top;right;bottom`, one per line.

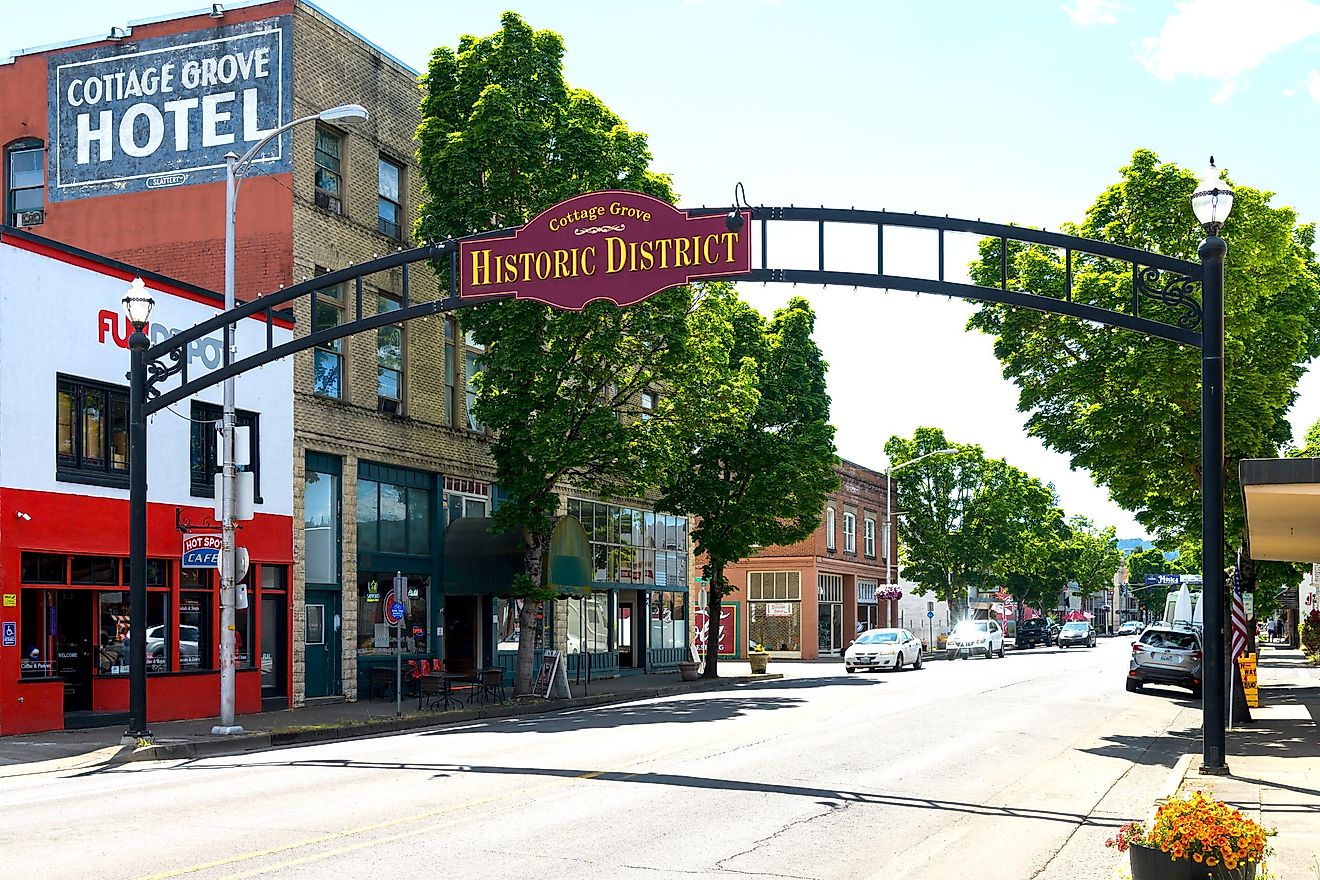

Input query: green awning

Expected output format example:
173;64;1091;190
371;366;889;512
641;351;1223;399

546;514;593;596
442;517;525;595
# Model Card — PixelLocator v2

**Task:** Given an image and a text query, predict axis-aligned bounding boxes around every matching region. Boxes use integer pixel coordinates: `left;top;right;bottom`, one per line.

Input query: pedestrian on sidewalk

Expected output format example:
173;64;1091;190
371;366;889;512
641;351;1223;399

1266;618;1277;642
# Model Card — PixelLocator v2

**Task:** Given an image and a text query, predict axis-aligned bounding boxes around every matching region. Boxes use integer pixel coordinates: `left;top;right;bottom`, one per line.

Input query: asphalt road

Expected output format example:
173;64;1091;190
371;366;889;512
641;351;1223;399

1;638;1202;880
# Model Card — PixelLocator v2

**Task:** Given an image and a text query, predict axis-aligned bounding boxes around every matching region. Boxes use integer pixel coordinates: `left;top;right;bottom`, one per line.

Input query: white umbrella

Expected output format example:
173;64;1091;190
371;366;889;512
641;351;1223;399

1173;585;1194;626
1191;591;1204;629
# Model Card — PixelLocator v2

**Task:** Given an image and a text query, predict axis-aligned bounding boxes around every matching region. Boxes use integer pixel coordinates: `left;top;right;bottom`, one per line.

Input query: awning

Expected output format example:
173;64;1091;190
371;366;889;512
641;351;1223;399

1241;457;1320;562
545;514;593;597
443;517;525;595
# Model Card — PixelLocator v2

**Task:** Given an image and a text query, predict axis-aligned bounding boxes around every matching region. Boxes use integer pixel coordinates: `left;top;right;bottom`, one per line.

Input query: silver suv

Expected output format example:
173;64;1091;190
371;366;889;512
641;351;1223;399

1126;625;1202;697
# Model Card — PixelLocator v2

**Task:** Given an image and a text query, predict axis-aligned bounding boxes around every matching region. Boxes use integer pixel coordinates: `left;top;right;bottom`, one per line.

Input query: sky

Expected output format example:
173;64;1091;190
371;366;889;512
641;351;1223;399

7;0;1320;541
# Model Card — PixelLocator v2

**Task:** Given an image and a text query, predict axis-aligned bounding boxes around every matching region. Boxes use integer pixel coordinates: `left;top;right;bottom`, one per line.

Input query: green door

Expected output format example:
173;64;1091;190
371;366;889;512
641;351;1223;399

304;590;341;697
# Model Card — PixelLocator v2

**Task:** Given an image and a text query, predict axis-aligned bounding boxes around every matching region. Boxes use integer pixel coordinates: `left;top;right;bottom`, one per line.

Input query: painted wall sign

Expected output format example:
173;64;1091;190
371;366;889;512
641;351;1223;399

48;16;292;201
460;190;750;310
181;532;222;568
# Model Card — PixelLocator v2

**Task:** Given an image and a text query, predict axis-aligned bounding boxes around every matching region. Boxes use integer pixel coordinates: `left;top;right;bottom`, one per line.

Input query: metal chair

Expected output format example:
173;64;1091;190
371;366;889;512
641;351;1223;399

477;667;507;703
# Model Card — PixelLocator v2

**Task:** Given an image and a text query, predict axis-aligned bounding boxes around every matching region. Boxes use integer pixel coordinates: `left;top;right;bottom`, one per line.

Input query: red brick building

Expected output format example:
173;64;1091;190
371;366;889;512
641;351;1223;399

710;460;898;660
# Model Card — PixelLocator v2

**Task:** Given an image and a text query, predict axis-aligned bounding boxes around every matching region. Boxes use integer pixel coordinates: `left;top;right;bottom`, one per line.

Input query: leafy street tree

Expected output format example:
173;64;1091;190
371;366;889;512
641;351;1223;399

979;464;1068;617
1123;544;1195;615
655;294;838;678
997;504;1071;622
1064;516;1123;622
966;149;1320;599
417;14;708;695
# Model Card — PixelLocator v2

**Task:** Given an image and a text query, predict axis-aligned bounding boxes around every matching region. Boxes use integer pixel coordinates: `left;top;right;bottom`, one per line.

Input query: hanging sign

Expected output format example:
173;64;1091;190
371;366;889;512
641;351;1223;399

460;190;750;310
182;533;222;568
48;16;293;201
766;602;794;617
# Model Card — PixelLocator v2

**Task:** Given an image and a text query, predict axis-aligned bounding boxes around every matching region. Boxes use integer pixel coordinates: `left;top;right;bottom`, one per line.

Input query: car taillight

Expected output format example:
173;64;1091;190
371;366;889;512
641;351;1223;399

1132;643;1144;652
1191;651;1202;661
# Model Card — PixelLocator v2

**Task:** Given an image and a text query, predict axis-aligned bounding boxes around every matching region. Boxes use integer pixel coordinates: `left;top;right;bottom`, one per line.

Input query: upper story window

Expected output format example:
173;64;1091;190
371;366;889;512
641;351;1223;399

312;275;345;399
376;294;404;414
357;478;431;556
864;517;876;557
445;476;489;525
56;375;128;487
314;127;343;214
465;330;484;433
825;506;836;551
377;157;402;239
843;512;856;553
444;318;458;427
640;390;655;421
189;402;261;502
6;140;45;227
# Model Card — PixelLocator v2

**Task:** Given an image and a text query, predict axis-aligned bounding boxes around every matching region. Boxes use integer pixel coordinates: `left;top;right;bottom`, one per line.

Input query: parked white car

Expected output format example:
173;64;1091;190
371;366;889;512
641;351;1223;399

946;620;1005;659
844;628;924;673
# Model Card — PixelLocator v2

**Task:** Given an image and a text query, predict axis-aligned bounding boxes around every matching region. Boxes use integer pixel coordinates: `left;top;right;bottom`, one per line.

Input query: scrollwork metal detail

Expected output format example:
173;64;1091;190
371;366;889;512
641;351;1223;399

144;347;186;400
1135;266;1203;331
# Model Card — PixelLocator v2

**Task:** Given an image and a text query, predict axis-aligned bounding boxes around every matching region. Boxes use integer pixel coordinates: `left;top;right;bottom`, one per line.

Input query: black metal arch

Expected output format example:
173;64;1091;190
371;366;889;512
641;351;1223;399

691;206;1205;348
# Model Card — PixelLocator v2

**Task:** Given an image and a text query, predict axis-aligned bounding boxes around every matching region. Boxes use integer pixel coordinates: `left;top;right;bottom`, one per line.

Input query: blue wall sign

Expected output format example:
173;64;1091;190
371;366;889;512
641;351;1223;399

48;15;293;201
2;621;16;648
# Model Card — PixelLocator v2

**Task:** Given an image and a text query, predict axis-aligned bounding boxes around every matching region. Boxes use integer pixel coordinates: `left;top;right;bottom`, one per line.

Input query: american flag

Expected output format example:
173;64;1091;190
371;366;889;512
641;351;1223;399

1230;556;1249;662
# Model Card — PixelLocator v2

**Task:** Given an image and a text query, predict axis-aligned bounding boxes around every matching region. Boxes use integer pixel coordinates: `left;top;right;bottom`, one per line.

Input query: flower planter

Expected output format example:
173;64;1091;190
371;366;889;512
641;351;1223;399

677;661;700;681
1129;843;1256;880
748;652;769;674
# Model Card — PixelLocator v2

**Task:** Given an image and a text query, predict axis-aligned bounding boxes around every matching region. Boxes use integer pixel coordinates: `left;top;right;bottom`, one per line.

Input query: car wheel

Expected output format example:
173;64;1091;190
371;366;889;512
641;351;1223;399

1090;637;1096;648
913;651;923;670
1125;678;1141;693
947;650;956;661
1190;686;1203;700
893;653;904;672
846;665;857;674
997;643;1005;658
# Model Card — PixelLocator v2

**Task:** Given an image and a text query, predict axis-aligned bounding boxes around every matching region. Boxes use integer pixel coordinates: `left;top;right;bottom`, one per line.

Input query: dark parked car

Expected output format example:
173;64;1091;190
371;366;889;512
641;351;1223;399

1127;625;1202;697
1014;617;1057;649
1057;621;1097;648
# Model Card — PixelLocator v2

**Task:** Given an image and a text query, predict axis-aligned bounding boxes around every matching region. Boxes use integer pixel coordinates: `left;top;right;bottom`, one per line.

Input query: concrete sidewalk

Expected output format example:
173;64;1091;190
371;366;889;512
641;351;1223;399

0;662;778;776
1176;643;1320;878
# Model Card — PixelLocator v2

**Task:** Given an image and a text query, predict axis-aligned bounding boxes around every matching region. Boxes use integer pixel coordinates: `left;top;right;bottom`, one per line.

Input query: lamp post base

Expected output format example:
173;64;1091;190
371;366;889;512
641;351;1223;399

1198;762;1231;776
121;732;154;745
210;725;246;736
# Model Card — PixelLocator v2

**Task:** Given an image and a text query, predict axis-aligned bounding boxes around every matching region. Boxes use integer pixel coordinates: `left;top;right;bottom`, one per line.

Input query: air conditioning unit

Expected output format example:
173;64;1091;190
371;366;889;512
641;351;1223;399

379;398;401;415
15;210;45;228
314;191;341;214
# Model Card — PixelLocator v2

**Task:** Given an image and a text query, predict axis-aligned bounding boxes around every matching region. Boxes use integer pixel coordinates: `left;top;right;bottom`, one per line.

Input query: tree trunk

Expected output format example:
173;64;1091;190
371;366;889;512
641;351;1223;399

703;562;726;680
513;531;550;697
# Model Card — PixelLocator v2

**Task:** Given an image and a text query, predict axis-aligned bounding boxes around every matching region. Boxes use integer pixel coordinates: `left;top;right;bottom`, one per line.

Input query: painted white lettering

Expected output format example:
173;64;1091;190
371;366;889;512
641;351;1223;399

123;69;143;99
201;91;235;147
254;47;270;78
242;88;273;143
77;110;114;164
119;103;164;158
163;98;198;151
67;79;83;107
82;76;103;105
181;60;201;89
160;62;175;93
200;57;219;88
216;54;238;84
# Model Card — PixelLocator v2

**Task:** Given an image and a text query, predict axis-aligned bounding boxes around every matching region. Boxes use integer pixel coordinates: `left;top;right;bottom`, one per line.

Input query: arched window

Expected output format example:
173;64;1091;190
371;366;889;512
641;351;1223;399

5;139;45;227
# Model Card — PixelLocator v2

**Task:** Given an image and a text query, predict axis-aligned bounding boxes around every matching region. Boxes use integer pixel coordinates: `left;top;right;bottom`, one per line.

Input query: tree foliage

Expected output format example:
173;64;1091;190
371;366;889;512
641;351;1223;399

417;13;705;694
655;293;838;676
966;150;1320;593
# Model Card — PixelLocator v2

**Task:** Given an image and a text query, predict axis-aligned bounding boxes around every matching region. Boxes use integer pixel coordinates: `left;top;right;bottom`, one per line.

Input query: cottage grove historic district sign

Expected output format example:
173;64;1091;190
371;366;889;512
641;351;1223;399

460;190;751;309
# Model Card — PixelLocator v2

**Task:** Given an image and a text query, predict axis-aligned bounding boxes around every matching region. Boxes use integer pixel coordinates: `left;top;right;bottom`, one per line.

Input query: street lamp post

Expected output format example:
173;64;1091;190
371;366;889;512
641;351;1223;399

122;278;155;742
885;448;957;623
1192;157;1233;775
214;103;369;735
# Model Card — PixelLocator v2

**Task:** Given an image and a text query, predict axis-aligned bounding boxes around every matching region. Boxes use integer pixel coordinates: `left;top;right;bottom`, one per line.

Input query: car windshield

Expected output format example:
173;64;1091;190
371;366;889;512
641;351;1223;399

1141;630;1198;651
954;622;990;636
1062;623;1087;632
1020;619;1043;628
856;631;899;644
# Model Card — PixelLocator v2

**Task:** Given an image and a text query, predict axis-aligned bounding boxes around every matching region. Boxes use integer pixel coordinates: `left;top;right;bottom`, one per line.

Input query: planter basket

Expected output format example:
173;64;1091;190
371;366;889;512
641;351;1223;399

1130;843;1256;880
677;661;700;682
748;652;769;674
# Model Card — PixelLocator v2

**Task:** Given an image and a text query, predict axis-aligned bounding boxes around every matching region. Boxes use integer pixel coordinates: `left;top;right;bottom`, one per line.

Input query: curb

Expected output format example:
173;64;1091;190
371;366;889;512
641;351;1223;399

126;673;783;762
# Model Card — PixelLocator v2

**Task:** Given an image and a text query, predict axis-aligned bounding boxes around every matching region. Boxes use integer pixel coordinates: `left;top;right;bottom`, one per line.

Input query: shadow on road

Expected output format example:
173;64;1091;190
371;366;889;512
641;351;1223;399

1077;726;1198;768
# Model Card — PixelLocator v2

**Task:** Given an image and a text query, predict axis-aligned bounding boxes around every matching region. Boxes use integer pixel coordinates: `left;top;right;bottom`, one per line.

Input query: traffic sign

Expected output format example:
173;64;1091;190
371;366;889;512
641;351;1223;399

384;590;405;627
927;610;935;620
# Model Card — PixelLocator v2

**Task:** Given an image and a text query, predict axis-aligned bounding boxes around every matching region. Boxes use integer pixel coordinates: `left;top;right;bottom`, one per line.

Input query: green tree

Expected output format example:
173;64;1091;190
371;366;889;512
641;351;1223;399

1123;544;1193;615
417;14;700;695
655;294;838;677
1065;516;1123;623
967;149;1320;596
998;505;1072;621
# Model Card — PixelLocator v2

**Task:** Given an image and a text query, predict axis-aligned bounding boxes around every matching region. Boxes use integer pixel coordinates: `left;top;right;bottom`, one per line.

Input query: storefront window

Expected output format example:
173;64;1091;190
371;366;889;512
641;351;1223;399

304;469;339;585
356;573;429;654
497;597;523;654
179;592;212;671
20;553;65;583
234;601;254;667
20;589;56;678
97;591;168;674
647;592;689;650
556;594;609;654
73;556;118;585
359;479;432;556
568;498;688;589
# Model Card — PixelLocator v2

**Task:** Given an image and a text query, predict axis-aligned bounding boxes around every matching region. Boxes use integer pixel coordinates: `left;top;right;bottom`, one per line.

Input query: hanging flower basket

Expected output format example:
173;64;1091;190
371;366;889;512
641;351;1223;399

1106;791;1271;880
876;588;903;602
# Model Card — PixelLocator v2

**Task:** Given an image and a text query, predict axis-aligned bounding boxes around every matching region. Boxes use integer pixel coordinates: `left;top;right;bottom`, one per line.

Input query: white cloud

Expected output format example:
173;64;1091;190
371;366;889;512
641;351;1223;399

1140;0;1320;99
1064;0;1123;26
1308;69;1320;100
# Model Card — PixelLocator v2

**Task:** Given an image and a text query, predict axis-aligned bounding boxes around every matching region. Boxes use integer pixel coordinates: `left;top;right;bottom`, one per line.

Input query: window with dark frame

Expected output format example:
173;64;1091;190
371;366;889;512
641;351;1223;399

376;294;403;414
377;157;402;239
640;390;655;421
56;375;129;486
6;139;45;226
312;275;345;398
464;331;484;432
444;318;457;427
189;401;261;501
314;127;343;214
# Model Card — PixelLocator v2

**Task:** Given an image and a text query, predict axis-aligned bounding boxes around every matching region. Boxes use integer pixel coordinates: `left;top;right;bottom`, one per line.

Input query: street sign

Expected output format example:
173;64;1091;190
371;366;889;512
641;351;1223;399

384;591;405;627
2;621;15;647
927;610;935;620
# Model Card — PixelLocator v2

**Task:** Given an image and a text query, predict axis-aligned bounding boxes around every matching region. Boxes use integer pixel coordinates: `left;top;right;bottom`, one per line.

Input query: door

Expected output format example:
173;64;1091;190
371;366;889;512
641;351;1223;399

304;590;341;697
444;595;478;673
260;595;287;703
817;603;843;655
57;591;94;713
617;601;635;667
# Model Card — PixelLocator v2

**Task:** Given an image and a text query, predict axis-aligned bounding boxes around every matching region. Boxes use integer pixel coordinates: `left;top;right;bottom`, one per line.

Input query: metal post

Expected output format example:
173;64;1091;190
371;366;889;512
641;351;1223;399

1200;232;1228;775
885;467;893;598
124;330;152;742
213;152;243;736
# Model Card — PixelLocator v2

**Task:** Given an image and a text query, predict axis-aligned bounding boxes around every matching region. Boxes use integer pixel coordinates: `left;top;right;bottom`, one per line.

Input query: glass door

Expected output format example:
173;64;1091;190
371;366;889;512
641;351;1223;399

817;603;843;655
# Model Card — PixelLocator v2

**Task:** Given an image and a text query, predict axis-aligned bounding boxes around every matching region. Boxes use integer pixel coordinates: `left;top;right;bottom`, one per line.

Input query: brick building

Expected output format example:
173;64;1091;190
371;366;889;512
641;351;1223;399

710;459;898;660
1;1;693;730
